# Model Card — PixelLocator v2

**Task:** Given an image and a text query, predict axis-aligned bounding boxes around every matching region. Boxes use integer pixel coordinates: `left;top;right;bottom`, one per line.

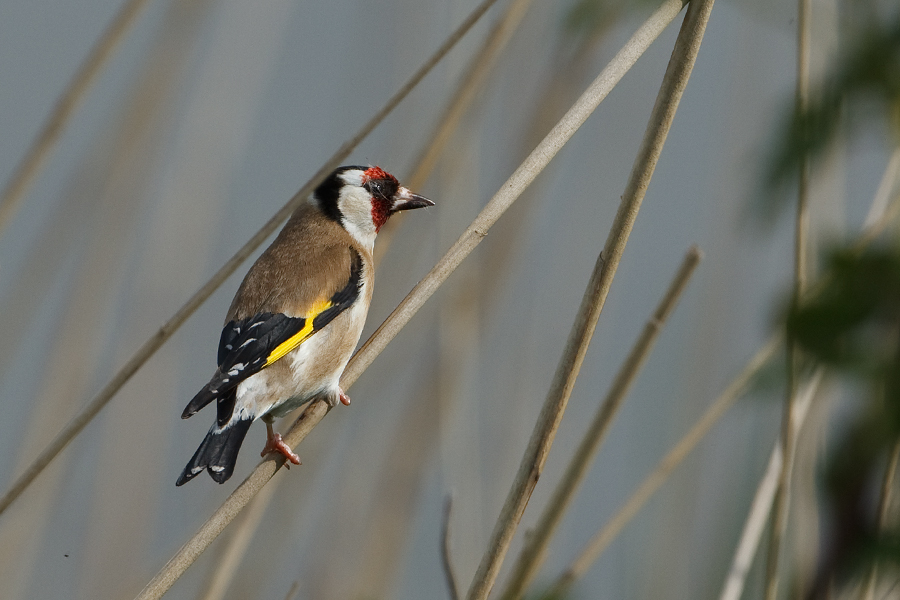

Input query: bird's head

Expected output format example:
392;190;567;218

314;165;433;248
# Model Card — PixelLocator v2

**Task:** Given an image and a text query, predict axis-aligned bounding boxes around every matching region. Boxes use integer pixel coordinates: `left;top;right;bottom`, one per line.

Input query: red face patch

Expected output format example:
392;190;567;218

362;166;400;232
371;200;390;232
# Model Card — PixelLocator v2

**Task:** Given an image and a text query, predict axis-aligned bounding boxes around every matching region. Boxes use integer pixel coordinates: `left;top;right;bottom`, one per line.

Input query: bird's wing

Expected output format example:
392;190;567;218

181;249;363;419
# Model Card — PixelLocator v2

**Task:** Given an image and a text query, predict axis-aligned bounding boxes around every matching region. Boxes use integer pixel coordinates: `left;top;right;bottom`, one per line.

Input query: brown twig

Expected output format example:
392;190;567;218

0;0;153;235
375;0;534;267
442;494;461;600
0;0;500;521
547;336;782;598
719;371;823;600
765;0;812;596
465;0;712;597
197;480;279;600
860;440;900;600
498;246;702;600
283;580;301;600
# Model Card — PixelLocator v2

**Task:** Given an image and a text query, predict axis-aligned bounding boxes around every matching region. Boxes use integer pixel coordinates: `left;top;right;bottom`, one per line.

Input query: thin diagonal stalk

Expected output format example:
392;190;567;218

283;581;301;600
375;0;534;266
197;480;278;600
766;0;812;596
442;494;462;600
546;336;783;598
135;3;685;595
407;0;532;191
466;0;712;597
863;147;900;229
719;370;823;600
860;440;900;600
0;0;153;235
343;0;691;395
728;139;900;600
0;0;499;520
548;183;900;599
499;246;702;600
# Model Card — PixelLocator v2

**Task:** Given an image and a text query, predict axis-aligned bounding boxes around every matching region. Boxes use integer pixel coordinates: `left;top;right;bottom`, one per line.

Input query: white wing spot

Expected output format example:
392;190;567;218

239;338;257;349
210;466;224;473
227;362;246;376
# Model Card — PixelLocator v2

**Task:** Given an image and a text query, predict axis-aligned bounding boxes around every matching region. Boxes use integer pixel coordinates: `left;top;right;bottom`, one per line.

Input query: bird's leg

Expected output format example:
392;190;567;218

261;420;301;465
339;388;351;406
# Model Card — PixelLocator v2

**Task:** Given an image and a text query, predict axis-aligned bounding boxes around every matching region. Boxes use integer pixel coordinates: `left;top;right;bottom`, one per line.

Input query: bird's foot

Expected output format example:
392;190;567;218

261;422;301;465
339;388;351;406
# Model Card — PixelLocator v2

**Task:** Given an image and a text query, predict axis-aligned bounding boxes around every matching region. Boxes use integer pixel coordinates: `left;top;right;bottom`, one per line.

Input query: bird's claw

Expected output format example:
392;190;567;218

261;425;301;465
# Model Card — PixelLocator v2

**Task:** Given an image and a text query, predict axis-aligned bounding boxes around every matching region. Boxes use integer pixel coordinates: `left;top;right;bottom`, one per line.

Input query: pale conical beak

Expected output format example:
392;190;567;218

391;186;434;213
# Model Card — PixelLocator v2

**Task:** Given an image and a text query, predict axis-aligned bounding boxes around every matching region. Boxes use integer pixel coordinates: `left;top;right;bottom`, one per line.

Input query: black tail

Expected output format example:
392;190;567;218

176;418;253;486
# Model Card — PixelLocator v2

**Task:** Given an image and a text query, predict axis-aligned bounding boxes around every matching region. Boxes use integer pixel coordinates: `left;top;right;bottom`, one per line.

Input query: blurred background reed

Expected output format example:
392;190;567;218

0;0;897;598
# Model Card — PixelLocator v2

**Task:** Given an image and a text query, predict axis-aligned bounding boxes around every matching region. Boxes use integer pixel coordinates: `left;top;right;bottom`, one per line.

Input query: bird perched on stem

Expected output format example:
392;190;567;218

176;165;433;486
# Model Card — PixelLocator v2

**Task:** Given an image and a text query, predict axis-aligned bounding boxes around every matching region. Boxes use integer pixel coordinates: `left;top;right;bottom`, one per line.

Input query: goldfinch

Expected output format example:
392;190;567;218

176;166;433;485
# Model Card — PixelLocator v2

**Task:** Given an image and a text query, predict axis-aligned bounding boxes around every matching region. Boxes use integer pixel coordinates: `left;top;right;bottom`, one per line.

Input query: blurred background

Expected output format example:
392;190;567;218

0;0;893;598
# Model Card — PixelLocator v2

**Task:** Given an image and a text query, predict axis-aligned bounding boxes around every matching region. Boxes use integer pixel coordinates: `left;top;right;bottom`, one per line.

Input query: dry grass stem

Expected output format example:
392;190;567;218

375;0;534;266
466;0;713;597
547;336;782;597
546;184;900;595
406;0;533;191
498;246;702;600
719;371;823;600
136;0;686;594
197;479;279;600
442;494;461;600
765;1;812;596
283;581;301;600
343;0;692;398
0;0;499;521
864;147;900;230
860;440;900;600
0;0;153;235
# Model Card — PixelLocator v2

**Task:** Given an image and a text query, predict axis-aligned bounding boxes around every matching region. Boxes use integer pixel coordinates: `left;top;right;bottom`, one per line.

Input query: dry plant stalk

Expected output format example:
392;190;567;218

547;335;782;597
546;145;900;600
864;147;900;229
197;480;279;600
766;0;813;596
719;371;823;600
442;494;461;600
728;140;900;600
466;0;714;597
860;440;900;600
135;1;692;595
499;246;702;600
0;0;153;235
0;0;500;520
406;0;533;191
375;0;534;266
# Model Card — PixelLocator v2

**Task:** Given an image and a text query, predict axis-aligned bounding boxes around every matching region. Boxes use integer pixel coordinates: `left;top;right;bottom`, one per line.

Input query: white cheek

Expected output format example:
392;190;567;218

338;187;377;250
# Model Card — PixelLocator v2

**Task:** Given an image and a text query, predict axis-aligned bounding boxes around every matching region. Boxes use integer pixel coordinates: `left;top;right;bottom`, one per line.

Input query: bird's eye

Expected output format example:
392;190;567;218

369;181;383;197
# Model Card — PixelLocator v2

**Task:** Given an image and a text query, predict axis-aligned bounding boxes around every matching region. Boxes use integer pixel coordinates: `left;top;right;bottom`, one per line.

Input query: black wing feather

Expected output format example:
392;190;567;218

181;313;306;419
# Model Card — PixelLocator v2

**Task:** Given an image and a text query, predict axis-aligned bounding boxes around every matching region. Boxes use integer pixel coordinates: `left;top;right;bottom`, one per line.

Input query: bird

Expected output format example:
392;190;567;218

176;165;433;486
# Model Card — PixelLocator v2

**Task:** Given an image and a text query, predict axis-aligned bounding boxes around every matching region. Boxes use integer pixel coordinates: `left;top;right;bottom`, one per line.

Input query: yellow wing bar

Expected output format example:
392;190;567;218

263;298;333;367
